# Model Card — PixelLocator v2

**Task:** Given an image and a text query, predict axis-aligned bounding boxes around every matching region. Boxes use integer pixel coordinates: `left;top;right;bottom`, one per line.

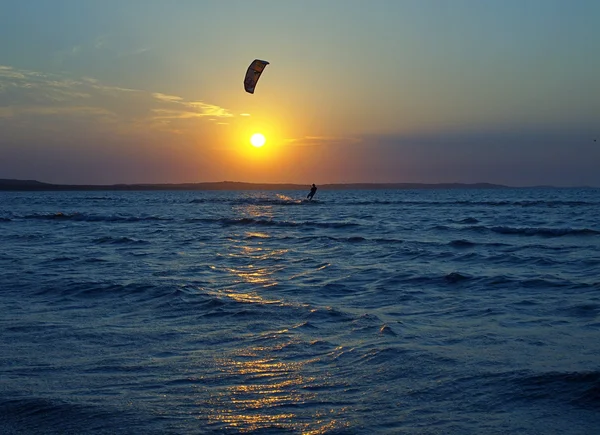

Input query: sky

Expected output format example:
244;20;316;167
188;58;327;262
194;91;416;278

1;0;599;186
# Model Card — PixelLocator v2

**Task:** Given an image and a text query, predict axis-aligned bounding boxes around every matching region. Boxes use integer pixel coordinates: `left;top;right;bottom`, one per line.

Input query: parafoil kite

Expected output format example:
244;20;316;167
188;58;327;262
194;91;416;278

244;59;269;94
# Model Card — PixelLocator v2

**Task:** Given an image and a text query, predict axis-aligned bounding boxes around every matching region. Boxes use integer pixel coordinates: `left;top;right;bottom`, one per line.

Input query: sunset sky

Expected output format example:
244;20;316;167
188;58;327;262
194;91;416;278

1;0;599;186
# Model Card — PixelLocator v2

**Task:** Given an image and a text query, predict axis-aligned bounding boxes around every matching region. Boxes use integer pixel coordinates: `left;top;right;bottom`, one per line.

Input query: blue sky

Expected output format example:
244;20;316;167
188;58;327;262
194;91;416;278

1;0;599;185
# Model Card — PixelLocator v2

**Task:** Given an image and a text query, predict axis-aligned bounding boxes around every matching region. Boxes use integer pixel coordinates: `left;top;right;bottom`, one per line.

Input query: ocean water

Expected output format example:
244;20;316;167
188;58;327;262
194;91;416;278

1;188;599;434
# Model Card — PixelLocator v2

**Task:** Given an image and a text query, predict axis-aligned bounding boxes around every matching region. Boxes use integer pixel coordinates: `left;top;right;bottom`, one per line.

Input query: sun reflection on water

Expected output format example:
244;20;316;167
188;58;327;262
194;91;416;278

206;348;348;434
218;290;282;305
200;202;349;433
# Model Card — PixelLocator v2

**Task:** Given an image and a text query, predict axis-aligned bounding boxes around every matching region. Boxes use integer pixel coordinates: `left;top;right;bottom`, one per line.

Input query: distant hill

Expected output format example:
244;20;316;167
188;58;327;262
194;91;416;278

0;179;512;191
320;182;507;190
0;179;53;187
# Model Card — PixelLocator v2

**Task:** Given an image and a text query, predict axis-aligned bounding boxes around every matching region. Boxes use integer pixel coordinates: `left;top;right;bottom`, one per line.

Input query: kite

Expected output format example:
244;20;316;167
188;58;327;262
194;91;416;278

244;59;269;94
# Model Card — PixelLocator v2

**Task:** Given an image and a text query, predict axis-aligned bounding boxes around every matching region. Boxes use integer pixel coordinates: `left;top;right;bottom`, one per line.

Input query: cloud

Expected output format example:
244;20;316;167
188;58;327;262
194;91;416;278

151;93;232;117
118;47;151;57
0;105;113;119
152;93;184;103
0;66;93;103
151;108;206;120
148;92;233;131
0;65;27;80
0;64;233;136
284;135;363;147
186;101;233;118
93;34;110;49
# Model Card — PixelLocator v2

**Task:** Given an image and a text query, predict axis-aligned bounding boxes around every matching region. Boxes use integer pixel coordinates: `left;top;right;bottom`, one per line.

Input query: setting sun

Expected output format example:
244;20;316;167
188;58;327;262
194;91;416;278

250;133;266;148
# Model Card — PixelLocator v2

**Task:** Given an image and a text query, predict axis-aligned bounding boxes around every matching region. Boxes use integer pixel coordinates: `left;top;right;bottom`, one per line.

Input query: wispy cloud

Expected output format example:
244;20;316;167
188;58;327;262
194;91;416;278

186;101;233;118
0;65;92;102
284;135;363;147
151;93;233;118
0;65;27;80
149;92;233;130
0;65;233;135
152;93;183;103
93;34;110;50
0;105;114;119
118;47;151;58
71;45;83;55
151;108;207;120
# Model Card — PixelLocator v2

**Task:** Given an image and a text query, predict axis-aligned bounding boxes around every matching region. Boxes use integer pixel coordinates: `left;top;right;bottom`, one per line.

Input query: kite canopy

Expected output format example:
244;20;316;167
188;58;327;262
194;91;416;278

244;59;269;94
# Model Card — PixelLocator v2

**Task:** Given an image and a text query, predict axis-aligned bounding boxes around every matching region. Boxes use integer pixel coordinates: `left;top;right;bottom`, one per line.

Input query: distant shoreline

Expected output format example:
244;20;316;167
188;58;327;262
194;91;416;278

0;179;521;191
1;179;595;191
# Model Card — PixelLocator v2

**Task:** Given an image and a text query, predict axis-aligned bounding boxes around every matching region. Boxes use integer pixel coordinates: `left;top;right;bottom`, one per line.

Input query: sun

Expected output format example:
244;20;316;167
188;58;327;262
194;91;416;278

250;133;266;148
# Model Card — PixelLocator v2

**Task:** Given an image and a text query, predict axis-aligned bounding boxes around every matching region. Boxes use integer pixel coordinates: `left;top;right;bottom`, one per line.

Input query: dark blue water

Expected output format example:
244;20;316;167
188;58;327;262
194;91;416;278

1;188;599;434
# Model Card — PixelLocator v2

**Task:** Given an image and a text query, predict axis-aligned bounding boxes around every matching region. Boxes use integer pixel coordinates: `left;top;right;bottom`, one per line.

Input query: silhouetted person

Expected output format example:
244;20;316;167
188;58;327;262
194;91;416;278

307;184;317;200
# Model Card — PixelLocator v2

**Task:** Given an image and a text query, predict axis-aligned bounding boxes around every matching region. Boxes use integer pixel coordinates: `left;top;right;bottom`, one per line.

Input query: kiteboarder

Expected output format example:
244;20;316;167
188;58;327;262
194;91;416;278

307;184;317;200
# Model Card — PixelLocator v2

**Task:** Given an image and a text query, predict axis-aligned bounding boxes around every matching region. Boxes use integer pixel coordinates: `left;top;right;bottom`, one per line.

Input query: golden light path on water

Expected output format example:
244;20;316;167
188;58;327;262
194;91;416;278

200;203;347;433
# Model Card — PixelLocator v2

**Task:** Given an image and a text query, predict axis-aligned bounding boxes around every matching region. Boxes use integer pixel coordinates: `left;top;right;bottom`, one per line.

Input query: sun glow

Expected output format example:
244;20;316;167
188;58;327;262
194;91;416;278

250;133;266;147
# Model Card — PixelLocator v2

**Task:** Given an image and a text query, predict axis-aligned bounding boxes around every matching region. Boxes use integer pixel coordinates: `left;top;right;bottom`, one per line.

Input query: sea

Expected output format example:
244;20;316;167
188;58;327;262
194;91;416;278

0;188;599;434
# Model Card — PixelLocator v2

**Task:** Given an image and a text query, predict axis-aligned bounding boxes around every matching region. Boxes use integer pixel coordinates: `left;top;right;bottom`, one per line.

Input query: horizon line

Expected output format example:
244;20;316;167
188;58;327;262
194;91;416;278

1;178;598;191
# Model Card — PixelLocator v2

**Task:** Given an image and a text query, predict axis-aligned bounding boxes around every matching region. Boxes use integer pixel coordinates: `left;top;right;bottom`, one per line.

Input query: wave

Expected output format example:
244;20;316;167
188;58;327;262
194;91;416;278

21;212;172;223
249;233;520;249
458;217;479;224
489;226;599;237
0;396;144;434
436;224;599;238
93;236;150;245
185;195;599;208
190;196;309;206
28;280;202;305
82;196;121;201
562;303;600;319
310;199;600;207
299;235;369;243
492;274;589;289
426;370;600;414
295;235;403;245
449;239;477;248
514;370;600;409
397;270;592;290
454;200;600;207
187;216;359;229
445;272;472;283
27;281;309;320
1;232;48;241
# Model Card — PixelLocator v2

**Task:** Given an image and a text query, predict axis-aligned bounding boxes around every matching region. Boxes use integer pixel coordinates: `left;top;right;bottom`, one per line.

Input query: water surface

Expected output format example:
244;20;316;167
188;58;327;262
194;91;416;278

1;188;599;434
